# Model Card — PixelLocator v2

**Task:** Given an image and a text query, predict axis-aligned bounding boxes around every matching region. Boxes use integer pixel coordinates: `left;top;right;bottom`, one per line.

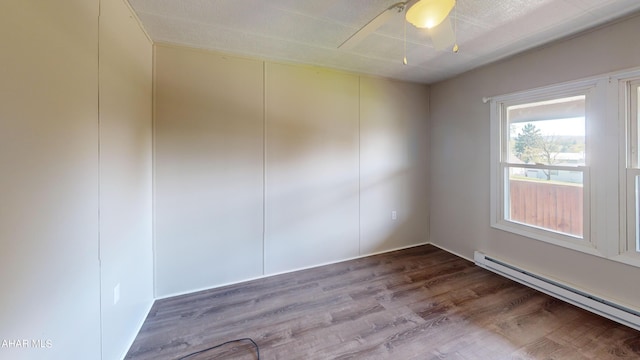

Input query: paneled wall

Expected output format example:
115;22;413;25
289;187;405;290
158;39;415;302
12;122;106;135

154;44;430;297
0;1;101;359
360;77;430;255
264;63;360;273
0;1;154;359
154;46;265;296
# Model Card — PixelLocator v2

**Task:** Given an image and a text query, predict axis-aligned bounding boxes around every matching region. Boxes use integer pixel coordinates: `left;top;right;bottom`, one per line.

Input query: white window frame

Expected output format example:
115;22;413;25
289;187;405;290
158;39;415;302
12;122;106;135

619;74;640;262
490;79;603;256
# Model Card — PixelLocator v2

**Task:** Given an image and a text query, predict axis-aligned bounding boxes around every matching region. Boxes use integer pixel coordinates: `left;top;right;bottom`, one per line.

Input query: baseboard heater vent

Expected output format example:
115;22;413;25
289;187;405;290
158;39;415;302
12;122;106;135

474;251;640;331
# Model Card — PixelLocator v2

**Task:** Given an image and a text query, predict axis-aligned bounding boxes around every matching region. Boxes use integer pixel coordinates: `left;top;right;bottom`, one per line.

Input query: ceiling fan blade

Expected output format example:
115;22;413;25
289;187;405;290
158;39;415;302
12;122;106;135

339;2;409;50
428;17;455;51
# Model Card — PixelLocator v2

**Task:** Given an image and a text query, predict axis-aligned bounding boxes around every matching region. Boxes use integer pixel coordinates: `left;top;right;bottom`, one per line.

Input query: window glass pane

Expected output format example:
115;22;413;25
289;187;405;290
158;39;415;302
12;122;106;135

506;166;583;238
507;96;585;166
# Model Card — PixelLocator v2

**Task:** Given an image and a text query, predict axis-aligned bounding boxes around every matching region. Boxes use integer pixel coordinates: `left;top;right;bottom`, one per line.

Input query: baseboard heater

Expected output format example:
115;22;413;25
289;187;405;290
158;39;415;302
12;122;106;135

474;251;640;331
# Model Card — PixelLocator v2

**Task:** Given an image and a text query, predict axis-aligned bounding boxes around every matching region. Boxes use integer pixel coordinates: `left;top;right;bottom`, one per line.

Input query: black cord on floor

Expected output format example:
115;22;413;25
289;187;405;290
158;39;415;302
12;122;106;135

176;338;260;360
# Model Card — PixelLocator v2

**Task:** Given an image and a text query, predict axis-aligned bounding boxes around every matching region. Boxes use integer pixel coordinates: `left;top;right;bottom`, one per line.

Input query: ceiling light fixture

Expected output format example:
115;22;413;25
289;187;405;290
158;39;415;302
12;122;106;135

406;0;455;29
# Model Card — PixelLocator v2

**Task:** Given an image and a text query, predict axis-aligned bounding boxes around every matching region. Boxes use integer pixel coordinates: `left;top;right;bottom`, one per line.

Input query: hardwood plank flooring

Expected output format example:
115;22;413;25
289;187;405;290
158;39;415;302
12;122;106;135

125;245;640;359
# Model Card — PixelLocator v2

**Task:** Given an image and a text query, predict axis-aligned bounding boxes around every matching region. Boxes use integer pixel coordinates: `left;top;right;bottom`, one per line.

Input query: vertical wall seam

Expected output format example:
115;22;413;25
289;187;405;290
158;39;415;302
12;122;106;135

96;1;103;359
263;61;267;275
427;85;431;244
151;44;158;297
358;76;362;256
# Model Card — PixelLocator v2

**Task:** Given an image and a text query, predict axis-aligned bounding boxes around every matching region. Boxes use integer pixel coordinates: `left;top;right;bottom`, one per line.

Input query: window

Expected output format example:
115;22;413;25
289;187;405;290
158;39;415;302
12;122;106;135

491;82;597;252
490;66;640;266
625;79;640;255
505;96;587;238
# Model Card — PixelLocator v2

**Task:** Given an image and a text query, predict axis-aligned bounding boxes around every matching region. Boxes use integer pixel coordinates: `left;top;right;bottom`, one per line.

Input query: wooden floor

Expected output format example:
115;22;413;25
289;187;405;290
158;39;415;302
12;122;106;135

126;245;640;359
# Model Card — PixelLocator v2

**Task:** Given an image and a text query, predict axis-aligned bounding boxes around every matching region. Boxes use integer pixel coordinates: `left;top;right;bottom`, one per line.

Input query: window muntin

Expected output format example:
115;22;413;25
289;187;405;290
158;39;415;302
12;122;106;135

496;92;589;244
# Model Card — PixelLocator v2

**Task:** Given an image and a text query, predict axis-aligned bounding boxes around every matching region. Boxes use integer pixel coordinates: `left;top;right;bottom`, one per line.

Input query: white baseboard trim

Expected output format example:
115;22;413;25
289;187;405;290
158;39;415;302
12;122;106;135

428;242;474;262
155;241;431;300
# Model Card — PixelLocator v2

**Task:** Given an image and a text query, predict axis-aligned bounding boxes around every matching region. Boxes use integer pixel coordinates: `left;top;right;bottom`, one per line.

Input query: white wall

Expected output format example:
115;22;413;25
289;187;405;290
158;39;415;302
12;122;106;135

0;1;101;359
360;77;430;255
153;44;430;297
264;63;360;273
154;45;266;297
0;1;154;359
99;1;154;359
430;13;640;309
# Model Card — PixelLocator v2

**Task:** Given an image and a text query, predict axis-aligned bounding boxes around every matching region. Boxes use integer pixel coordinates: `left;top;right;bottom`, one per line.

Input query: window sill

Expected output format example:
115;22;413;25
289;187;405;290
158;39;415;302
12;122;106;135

491;220;602;257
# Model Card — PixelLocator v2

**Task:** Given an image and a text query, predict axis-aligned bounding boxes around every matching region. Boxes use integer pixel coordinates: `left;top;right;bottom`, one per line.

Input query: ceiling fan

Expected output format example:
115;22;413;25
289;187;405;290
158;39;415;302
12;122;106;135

338;0;458;58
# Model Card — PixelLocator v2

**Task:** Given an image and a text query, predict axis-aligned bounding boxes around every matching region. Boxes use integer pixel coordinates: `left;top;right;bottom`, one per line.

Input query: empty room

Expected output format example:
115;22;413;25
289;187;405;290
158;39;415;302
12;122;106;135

3;0;640;359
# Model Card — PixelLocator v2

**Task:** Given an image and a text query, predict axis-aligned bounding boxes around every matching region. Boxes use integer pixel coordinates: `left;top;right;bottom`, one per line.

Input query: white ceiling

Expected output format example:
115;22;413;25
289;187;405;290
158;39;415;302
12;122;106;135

127;0;640;84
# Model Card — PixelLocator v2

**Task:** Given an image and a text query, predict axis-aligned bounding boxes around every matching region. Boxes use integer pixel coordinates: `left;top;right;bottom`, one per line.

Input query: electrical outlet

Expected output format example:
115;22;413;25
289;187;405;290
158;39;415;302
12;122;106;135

114;283;120;305
391;210;397;220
